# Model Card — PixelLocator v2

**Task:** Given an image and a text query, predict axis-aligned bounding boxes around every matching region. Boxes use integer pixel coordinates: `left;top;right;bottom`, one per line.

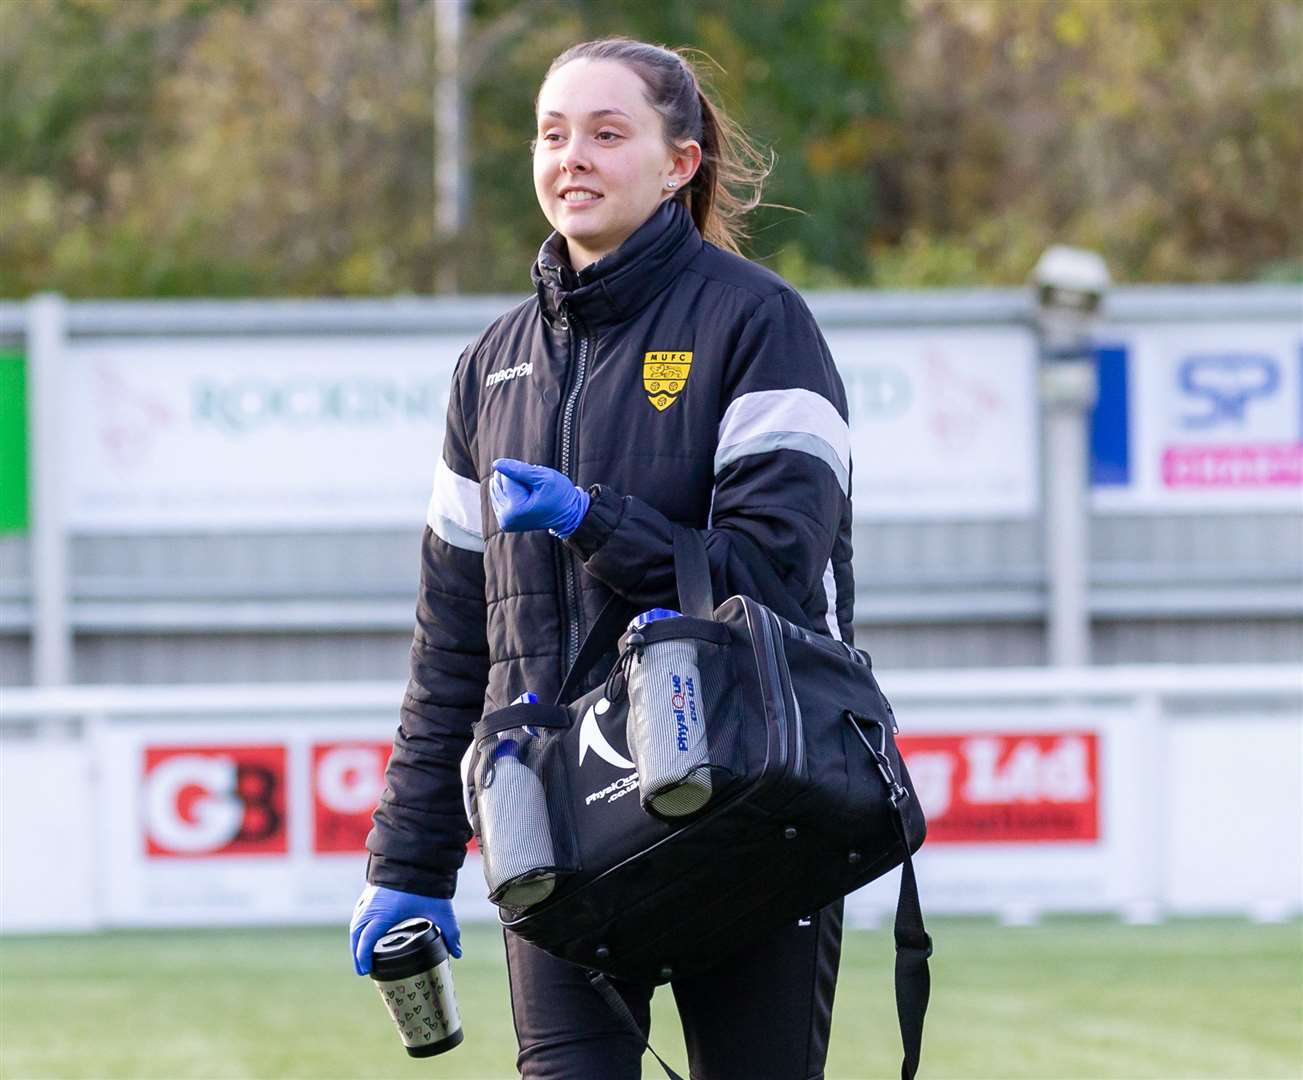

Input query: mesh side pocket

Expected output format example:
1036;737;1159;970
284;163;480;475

475;726;576;908
625;634;743;819
697;638;744;787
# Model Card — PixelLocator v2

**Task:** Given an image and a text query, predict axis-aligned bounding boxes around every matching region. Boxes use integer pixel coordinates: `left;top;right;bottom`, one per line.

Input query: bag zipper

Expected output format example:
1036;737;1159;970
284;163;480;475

767;609;804;780
779;618;869;667
744;597;788;779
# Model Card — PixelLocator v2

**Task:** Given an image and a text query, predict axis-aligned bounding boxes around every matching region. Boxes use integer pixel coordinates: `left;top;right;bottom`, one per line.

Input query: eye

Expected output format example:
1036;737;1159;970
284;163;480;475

595;130;623;143
539;131;564;145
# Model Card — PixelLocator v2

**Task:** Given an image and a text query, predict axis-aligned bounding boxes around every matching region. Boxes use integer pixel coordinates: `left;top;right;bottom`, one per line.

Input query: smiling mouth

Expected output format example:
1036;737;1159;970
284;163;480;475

561;191;602;204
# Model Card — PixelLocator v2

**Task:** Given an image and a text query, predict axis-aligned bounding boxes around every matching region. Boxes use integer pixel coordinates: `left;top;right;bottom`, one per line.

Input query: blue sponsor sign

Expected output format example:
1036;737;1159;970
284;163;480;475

1090;345;1130;487
1090;328;1303;510
1176;354;1280;430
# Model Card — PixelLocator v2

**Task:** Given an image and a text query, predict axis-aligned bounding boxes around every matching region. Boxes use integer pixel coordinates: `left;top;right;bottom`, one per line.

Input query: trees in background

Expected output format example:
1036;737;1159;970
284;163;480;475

880;0;1303;285
1;0;1298;298
1;0;437;296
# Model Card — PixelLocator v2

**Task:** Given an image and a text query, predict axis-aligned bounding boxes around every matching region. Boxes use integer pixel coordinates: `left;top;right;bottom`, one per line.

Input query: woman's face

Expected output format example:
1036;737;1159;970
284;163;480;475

534;59;699;272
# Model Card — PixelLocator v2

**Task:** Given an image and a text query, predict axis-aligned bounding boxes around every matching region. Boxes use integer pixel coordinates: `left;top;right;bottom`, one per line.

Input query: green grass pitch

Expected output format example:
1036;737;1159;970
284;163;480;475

1;917;1299;1079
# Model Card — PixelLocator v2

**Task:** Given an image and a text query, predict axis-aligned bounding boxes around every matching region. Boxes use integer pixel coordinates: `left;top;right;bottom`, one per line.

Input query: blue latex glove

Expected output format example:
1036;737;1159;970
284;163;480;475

490;458;590;538
349;884;462;975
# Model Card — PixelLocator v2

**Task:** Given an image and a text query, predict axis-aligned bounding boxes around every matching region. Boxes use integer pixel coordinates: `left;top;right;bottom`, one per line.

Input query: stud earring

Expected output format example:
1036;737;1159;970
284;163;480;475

666;180;678;189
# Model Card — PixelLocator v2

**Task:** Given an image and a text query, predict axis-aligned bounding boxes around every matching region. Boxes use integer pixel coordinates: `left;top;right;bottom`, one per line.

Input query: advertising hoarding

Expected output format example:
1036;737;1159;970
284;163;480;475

899;732;1099;844
0;350;26;533
63;329;1042;530
827;327;1040;520
65;337;462;531
1091;325;1303;511
95;718;497;928
143;744;288;857
96;715;1113;929
53;320;1303;531
311;740;391;854
843;703;1141;924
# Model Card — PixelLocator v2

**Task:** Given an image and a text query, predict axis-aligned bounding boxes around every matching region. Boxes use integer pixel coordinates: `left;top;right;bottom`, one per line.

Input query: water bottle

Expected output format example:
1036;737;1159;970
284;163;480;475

461;692;538;827
478;691;556;907
369;917;463;1057
625;609;713;816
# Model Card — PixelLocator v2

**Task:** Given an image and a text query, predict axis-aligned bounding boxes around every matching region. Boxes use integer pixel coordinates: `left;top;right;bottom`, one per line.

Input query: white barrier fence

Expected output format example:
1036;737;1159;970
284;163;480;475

2;665;1300;934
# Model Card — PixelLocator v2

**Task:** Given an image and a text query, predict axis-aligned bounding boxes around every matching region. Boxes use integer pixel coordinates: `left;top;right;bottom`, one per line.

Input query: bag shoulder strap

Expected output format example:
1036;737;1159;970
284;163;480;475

847;712;932;1079
891;799;932;1079
670;527;714;619
554;593;638;706
555;527;718;706
586;971;686;1080
716;529;816;633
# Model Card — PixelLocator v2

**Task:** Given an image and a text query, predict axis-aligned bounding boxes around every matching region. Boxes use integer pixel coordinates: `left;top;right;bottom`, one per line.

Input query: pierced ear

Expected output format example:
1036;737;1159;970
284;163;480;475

668;140;703;190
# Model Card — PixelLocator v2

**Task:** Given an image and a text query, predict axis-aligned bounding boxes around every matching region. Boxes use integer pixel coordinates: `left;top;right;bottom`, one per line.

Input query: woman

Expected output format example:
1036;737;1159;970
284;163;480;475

351;38;855;1079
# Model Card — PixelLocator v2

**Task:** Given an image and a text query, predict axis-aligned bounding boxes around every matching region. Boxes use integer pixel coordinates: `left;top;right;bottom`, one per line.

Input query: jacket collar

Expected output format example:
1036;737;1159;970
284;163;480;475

532;200;703;331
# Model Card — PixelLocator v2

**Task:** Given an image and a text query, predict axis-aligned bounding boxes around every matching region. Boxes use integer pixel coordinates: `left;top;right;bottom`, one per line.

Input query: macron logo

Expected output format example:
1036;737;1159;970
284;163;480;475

486;362;533;389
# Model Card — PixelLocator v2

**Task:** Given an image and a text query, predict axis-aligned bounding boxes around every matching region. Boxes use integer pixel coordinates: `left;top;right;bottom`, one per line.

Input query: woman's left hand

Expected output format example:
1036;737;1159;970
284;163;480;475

490;458;590;537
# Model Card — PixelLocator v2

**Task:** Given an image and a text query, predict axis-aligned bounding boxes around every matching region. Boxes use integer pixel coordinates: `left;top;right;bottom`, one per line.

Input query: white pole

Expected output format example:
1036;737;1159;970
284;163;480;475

1032;245;1109;669
434;0;467;294
25;293;71;686
1041;361;1095;667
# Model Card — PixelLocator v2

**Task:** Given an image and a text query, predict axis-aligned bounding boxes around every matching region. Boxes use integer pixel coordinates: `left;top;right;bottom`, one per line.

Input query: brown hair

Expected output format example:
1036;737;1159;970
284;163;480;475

541;38;772;254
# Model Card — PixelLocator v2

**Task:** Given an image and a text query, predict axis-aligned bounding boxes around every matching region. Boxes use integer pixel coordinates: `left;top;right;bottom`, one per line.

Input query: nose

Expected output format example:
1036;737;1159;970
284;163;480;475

560;145;590;176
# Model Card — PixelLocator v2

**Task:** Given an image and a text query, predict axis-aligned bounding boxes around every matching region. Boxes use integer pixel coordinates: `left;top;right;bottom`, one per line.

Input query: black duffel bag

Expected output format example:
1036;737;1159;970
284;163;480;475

464;529;932;1078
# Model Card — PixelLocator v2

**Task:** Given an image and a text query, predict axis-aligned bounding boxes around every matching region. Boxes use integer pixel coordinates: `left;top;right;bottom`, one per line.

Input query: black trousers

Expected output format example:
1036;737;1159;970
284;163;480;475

504;899;843;1080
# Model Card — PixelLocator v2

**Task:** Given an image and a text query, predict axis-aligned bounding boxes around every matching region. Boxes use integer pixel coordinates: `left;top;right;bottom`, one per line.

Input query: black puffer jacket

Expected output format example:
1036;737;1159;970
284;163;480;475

367;201;854;897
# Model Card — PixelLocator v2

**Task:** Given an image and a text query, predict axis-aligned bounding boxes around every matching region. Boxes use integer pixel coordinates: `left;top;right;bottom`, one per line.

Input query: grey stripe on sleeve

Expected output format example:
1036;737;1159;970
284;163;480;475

714;431;850;495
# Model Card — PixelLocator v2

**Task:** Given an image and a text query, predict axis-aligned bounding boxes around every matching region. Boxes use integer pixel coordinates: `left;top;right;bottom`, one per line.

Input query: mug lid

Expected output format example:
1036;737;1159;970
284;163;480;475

374;917;433;956
370;916;449;980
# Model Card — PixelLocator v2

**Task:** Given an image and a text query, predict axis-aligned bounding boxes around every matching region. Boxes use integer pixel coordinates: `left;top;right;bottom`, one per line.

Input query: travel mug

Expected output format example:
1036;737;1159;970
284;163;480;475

369;917;463;1058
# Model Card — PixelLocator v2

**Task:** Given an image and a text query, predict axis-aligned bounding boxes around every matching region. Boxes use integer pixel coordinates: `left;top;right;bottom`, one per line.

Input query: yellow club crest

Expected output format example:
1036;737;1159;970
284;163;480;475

643;351;693;411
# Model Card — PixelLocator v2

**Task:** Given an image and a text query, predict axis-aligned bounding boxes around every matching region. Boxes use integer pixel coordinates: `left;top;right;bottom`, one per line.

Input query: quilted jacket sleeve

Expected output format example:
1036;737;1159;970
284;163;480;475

366;355;490;898
565;288;855;642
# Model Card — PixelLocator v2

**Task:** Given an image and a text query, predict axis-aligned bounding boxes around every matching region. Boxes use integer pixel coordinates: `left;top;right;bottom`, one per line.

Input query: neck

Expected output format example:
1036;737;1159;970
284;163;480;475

565;238;609;273
562;200;676;273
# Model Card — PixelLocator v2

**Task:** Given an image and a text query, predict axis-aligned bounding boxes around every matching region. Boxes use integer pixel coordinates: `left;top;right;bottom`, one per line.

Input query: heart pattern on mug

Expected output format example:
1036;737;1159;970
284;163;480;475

375;971;456;1050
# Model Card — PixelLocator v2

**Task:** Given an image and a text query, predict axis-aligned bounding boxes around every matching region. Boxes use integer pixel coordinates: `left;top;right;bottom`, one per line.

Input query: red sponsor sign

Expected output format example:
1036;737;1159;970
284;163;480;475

898;732;1099;843
312;741;391;854
311;741;480;854
143;745;287;857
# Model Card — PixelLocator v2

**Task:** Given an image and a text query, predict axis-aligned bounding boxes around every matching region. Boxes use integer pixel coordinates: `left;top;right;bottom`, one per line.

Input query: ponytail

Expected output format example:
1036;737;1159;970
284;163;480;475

541;38;772;254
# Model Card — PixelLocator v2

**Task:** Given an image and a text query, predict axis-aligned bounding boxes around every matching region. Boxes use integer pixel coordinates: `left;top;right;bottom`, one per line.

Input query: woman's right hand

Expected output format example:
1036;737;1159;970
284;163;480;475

349;884;462;975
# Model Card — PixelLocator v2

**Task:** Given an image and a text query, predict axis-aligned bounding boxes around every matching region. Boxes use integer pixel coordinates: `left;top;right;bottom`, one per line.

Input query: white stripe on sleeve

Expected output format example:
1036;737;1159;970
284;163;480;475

715;388;850;494
822;558;842;641
426;458;484;552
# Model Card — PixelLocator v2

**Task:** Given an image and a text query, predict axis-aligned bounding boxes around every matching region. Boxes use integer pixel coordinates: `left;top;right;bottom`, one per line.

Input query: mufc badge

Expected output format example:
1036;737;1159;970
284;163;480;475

643;351;693;411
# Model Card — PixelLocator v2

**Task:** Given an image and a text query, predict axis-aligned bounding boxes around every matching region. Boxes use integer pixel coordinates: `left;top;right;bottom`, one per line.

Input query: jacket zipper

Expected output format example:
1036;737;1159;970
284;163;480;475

556;305;591;671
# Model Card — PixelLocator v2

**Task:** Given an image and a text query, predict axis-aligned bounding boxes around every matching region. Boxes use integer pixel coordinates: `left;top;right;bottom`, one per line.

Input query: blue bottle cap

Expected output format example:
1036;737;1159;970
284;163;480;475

630;608;682;631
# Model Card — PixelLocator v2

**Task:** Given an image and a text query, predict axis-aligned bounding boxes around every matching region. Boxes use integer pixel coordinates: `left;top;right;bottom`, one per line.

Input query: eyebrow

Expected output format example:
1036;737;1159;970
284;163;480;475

540;108;633;121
